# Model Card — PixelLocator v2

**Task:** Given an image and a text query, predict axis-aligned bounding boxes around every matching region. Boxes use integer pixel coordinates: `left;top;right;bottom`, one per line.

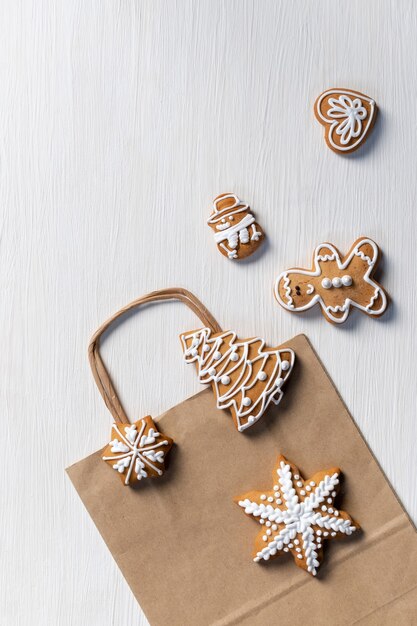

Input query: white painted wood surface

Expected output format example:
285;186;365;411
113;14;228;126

2;1;416;624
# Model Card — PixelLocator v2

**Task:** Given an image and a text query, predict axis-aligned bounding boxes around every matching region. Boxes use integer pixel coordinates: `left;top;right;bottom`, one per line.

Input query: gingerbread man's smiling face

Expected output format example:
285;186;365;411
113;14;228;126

274;238;388;324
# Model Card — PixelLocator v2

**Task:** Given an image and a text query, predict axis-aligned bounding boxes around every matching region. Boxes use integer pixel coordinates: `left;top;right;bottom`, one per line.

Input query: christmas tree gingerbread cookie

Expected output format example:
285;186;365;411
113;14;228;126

180;328;294;432
207;193;263;260
236;455;359;576
274;237;388;324
102;415;173;486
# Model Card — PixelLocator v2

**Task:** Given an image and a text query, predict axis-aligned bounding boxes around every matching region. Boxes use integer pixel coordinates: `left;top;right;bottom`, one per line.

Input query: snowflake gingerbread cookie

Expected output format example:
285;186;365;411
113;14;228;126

314;88;377;154
180;327;294;432
236;455;359;576
274;237;388;324
207;193;263;260
102;415;173;486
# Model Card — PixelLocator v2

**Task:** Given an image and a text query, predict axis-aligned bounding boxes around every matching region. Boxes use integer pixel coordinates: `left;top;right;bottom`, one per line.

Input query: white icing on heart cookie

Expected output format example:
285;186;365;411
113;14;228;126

314;89;377;154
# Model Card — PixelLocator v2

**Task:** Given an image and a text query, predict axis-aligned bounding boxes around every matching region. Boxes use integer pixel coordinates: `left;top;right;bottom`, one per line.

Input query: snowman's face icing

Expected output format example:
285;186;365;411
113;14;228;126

215;215;235;230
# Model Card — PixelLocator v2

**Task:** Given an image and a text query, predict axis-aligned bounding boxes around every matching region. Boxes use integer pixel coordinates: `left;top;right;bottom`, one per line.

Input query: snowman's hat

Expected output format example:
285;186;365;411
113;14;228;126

207;193;249;224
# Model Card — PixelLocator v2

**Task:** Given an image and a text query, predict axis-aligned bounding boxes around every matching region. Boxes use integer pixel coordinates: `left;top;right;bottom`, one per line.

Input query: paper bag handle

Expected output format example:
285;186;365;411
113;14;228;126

88;287;222;424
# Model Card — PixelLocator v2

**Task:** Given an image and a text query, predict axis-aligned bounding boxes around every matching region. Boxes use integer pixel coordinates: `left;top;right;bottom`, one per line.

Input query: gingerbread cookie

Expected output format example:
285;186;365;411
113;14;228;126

180;327;294;432
236;455;359;576
314;88;377;154
102;415;173;486
207;193;263;260
274;237;388;324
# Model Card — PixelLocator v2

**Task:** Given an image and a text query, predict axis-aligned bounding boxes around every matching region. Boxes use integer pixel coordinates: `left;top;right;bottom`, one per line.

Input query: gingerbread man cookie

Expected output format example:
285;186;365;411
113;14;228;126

102;416;173;486
314;88;377;154
180;328;294;432
207;193;263;260
274;237;388;324
236;455;359;576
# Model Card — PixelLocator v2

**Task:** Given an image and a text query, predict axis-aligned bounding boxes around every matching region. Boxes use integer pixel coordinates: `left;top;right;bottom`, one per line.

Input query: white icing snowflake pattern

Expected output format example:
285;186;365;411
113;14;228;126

326;95;367;145
102;416;172;486
237;456;359;576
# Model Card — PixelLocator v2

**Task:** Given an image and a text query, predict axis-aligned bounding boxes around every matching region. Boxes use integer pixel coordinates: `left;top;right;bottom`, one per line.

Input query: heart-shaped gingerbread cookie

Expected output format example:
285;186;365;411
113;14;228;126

314;88;377;154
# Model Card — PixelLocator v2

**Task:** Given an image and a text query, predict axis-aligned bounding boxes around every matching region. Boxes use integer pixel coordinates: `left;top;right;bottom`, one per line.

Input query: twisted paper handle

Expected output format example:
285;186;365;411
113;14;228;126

88;288;222;424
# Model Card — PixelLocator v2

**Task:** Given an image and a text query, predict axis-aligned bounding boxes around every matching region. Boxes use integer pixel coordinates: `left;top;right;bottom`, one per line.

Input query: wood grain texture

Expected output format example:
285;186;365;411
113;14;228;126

1;1;416;624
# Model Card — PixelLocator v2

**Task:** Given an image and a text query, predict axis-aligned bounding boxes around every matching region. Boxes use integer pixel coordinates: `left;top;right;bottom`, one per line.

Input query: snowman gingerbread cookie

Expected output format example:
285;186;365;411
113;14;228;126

207;193;264;260
274;237;388;324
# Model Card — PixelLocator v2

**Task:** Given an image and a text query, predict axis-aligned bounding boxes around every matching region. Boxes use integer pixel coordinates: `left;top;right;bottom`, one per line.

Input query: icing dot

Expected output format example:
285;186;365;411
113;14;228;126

328;508;333;514
267;496;274;503
297;554;303;559
275;377;284;387
208;368;217;376
242;397;252;407
213;351;222;360
310;482;316;487
294;539;299;545
262;535;268;541
300;490;306;496
265;521;271;527
323;532;329;537
316;530;322;536
327;498;332;504
275;499;282;505
220;375;230;385
260;520;265;525
281;360;290;371
273;485;279;491
331;532;336;537
294;475;299;480
334;510;339;516
230;352;239;362
342;274;352;287
257;371;267;381
189;348;198;357
331;491;337;497
306;486;311;492
296;547;301;553
296;481;303;487
260;494;266;501
321;277;332;289
272;524;277;531
203;345;210;352
288;543;293;549
332;276;342;288
266;529;272;536
283;547;289;552
321;505;327;512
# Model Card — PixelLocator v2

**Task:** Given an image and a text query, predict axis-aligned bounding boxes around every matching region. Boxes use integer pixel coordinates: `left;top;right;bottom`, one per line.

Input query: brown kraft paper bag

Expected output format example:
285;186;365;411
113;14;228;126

67;290;417;625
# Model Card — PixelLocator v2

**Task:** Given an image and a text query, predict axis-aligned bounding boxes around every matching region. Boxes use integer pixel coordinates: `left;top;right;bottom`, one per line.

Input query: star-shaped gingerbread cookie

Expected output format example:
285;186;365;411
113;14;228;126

102;415;173;486
274;237;388;324
235;455;359;576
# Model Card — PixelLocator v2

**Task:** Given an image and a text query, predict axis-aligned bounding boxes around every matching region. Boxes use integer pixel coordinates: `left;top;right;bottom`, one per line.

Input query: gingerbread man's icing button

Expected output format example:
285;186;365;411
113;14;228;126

314;88;377;154
274;237;388;325
207;193;264;260
102;415;173;486
235;454;359;576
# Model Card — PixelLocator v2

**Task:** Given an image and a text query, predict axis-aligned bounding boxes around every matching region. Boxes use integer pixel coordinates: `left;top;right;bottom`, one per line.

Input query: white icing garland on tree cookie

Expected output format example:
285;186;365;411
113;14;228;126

236;455;359;576
180;328;295;432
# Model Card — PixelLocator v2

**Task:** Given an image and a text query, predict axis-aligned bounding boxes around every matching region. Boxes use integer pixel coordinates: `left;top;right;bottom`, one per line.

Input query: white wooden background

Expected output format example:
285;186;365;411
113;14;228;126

2;1;417;624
